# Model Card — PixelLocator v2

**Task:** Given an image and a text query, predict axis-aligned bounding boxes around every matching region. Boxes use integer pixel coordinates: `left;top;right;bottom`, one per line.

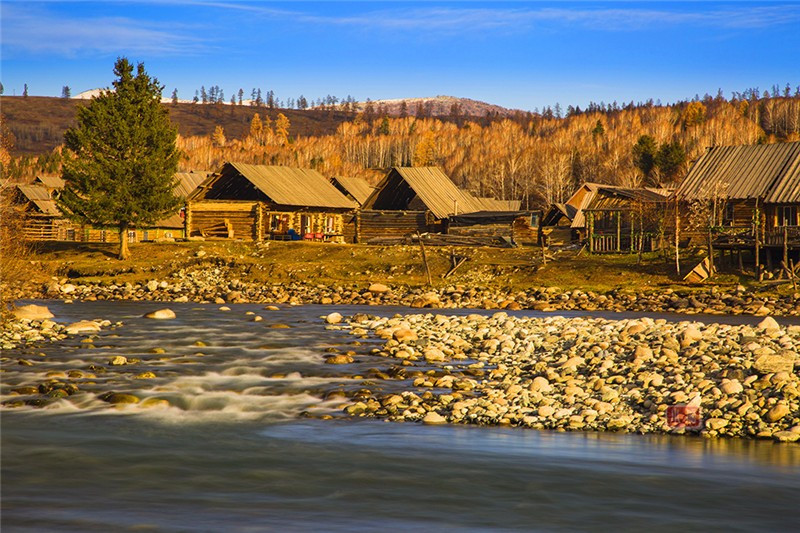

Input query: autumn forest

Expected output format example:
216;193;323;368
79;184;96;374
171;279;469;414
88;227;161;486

2;89;799;209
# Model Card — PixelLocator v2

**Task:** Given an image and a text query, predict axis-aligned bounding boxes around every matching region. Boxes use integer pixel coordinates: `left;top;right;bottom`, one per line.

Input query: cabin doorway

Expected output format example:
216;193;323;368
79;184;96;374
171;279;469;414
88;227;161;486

300;215;311;236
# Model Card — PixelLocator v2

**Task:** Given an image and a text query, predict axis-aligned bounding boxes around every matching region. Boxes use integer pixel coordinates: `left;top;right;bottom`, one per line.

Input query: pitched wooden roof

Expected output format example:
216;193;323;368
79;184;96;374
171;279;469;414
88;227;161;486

175;172;211;198
17;185;60;215
473;197;522;211
194;162;356;209
331;176;373;205
677;142;800;202
34;175;65;189
364;167;483;219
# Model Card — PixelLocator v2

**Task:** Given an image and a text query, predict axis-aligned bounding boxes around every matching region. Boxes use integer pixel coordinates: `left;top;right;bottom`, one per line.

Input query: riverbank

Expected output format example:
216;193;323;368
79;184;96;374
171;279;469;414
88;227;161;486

8;241;800;317
1;301;798;443
334;311;800;442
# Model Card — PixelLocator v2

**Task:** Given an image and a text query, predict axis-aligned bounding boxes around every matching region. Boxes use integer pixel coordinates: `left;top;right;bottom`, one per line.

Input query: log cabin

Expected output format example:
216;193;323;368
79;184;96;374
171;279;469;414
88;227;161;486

186;162;357;242
357;166;521;243
675;141;800;268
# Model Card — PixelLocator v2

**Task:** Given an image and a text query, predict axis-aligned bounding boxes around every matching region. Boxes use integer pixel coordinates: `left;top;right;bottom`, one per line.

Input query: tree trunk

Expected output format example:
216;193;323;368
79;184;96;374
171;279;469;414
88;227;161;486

118;223;130;260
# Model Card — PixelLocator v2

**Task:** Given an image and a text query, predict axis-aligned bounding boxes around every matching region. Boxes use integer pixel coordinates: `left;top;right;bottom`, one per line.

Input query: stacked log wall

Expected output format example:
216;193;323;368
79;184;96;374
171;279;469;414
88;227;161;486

355;210;432;242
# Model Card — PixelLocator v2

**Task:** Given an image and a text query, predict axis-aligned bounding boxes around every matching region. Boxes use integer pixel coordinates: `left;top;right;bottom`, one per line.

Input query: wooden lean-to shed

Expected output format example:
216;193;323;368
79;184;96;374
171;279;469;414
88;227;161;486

541;182;670;250
539;182;608;245
186;162;357;241
583;186;671;253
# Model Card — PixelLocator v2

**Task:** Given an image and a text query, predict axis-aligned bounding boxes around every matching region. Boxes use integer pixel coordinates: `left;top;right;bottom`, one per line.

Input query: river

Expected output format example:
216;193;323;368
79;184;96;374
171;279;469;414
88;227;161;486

2;301;799;531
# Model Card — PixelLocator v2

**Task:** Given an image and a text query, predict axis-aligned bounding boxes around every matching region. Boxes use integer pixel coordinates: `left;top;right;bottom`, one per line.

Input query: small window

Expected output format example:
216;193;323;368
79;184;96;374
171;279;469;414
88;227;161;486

325;216;336;233
128;230;136;243
143;230;149;241
164;231;173;239
779;206;798;227
723;203;735;225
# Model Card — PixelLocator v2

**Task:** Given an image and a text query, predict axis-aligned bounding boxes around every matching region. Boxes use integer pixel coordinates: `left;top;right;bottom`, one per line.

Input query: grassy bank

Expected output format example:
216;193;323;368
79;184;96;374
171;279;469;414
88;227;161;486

20;240;783;296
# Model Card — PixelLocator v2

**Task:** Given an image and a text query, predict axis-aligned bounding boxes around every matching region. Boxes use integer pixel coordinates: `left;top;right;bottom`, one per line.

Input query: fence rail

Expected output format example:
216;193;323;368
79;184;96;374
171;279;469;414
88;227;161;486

712;225;800;248
589;232;661;253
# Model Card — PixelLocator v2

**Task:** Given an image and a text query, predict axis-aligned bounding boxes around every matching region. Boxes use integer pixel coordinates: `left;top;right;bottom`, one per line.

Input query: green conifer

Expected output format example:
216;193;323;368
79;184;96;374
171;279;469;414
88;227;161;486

59;58;180;260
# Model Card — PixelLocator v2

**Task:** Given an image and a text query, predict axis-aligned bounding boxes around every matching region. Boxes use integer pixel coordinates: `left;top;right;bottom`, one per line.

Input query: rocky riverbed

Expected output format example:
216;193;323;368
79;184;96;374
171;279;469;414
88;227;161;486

1;304;120;351
14;261;800;317
332;311;800;442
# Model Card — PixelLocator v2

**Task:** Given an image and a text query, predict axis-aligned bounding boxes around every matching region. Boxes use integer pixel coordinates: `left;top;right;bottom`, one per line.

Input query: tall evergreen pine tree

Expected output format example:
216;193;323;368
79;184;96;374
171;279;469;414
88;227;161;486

59;58;180;260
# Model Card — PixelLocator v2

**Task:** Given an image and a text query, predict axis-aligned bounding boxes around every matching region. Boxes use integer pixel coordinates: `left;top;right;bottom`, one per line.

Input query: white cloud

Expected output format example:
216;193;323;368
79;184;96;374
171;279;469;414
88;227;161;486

1;4;210;57
198;2;800;33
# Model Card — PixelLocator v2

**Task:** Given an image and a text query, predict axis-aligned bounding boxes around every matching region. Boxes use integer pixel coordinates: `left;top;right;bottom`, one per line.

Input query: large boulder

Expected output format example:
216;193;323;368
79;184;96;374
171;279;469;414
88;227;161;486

12;304;54;321
325;312;343;324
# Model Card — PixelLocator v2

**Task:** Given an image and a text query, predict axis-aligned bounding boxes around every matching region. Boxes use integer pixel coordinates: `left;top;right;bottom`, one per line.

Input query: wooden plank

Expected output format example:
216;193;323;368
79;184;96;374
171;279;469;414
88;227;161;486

683;257;711;282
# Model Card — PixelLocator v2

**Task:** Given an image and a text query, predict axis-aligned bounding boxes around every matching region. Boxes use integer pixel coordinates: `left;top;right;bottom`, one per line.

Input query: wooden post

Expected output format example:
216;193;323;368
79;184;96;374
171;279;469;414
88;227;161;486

588;212;594;254
707;226;715;275
255;202;263;241
185;201;192;239
783;226;789;267
416;233;433;286
630;211;636;253
754;201;761;280
541;232;548;266
616;211;621;252
674;198;681;276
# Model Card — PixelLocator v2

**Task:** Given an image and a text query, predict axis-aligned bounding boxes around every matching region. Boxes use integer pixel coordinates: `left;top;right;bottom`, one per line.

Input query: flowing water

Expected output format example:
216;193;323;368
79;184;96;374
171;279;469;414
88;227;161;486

2;301;799;531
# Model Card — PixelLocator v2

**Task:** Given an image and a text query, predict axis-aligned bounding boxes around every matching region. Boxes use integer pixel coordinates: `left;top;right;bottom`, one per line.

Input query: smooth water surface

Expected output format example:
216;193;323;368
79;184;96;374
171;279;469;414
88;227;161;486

2;301;799;531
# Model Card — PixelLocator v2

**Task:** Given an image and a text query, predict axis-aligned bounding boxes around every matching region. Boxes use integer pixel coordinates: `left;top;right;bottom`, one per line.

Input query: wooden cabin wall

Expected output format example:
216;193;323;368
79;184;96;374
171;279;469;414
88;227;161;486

262;209;347;242
187;201;259;240
513;217;540;246
342;215;357;243
724;199;758;226
21;217;64;241
355;210;431;242
765;203;800;229
186;201;352;242
449;224;512;239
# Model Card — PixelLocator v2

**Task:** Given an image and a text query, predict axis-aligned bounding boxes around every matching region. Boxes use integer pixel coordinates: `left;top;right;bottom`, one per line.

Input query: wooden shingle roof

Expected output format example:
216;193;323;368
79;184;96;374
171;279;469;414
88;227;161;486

677;142;800;202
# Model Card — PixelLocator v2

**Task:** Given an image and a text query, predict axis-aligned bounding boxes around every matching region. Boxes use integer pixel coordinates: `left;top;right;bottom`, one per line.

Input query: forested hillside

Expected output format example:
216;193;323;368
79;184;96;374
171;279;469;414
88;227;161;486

3;90;799;208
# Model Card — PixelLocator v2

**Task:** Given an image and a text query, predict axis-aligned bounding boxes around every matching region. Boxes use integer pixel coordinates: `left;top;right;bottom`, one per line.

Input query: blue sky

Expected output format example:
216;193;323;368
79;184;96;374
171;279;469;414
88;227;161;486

2;1;799;111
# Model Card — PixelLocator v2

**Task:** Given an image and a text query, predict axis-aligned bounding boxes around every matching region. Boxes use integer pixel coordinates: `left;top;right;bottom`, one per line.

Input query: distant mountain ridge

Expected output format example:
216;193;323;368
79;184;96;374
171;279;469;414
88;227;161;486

353;95;523;117
74;89;521;116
